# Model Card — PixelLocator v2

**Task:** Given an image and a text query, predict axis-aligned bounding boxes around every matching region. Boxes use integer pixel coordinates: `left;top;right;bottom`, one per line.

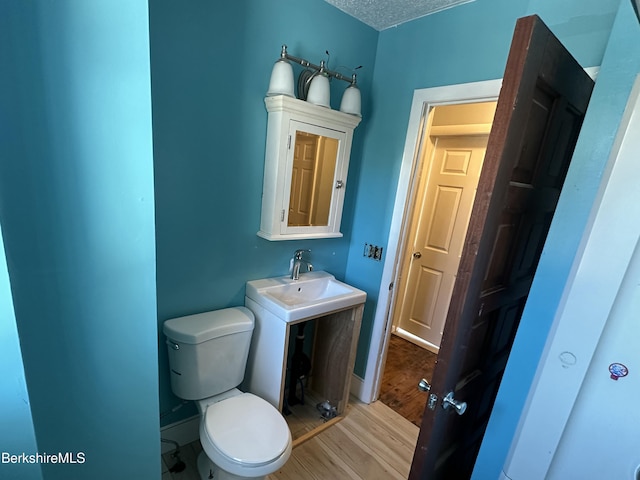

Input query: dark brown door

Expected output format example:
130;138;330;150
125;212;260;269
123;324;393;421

409;15;594;479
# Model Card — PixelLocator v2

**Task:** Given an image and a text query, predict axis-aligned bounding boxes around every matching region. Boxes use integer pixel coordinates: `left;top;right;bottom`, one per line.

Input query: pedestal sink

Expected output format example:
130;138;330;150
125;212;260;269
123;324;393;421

245;271;366;322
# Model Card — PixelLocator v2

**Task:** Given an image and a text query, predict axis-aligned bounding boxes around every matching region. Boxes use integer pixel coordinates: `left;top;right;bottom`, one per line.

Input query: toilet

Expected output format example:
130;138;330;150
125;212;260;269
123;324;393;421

163;307;292;480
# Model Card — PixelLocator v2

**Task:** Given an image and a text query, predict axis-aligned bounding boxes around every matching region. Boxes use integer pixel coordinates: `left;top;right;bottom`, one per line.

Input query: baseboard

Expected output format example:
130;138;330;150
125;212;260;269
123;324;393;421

350;373;368;403
394;327;439;354
160;415;200;454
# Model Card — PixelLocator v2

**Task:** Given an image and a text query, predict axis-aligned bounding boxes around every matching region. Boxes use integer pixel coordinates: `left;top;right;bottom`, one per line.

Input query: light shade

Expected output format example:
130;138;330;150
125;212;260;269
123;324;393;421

340;84;361;116
267;58;294;97
306;73;330;108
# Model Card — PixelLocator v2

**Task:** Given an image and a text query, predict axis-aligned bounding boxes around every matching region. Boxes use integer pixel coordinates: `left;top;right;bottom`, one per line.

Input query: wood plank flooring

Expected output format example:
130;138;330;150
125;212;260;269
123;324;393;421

162;400;419;480
378;334;438;426
269;401;418;480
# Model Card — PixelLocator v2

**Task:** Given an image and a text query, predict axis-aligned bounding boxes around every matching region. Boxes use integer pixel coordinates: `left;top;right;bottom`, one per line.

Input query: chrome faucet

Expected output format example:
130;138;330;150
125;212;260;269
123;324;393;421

291;249;313;280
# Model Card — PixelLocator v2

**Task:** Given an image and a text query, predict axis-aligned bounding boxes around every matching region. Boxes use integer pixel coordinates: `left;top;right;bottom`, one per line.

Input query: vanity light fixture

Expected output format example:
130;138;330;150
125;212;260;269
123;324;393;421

266;46;295;97
339;74;362;117
267;45;362;116
306;60;331;108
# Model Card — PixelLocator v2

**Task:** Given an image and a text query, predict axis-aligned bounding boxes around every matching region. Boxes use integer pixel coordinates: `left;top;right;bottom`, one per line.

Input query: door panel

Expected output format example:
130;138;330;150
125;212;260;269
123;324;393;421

409;15;594;479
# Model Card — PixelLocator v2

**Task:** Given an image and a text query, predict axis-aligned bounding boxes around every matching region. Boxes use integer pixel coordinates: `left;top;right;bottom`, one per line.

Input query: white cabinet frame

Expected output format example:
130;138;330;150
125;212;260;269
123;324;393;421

258;95;361;241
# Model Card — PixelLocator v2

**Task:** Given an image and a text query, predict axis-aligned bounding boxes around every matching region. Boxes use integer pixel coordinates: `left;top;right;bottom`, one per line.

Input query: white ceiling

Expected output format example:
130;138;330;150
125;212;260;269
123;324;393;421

323;0;474;30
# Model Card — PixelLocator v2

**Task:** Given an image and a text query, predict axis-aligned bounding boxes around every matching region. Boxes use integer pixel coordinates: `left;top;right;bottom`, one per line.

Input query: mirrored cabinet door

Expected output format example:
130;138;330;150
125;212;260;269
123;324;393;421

282;122;347;236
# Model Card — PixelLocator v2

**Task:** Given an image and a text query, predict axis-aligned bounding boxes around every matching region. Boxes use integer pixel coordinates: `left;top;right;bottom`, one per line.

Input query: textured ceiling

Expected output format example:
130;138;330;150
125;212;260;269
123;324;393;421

324;0;474;30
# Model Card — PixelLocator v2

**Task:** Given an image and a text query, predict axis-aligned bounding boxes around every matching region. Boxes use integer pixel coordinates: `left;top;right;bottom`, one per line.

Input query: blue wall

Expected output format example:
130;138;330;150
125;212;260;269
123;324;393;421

1;0;634;477
0;227;41;479
0;1;159;479
150;0;628;439
149;0;378;426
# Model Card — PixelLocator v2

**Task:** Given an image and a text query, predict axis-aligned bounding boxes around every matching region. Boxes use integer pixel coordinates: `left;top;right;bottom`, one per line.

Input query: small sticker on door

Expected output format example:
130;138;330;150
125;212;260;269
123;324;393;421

609;362;628;380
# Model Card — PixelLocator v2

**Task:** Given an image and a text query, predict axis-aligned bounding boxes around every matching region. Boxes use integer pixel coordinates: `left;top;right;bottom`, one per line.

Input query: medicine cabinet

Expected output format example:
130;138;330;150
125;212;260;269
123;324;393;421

258;95;361;241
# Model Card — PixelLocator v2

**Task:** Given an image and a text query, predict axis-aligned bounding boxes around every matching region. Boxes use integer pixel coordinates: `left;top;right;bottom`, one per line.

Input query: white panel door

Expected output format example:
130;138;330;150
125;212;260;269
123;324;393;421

395;134;488;350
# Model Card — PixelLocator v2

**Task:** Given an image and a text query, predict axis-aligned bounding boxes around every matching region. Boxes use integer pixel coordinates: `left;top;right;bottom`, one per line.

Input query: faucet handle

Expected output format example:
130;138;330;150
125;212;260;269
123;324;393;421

294;249;311;259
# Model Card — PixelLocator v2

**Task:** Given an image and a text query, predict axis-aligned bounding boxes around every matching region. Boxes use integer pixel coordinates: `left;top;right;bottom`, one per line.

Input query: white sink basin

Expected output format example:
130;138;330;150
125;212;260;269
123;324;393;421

245;271;366;322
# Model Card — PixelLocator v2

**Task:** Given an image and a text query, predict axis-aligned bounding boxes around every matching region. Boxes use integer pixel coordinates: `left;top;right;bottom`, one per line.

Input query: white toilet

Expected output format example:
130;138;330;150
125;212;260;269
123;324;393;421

163;307;292;480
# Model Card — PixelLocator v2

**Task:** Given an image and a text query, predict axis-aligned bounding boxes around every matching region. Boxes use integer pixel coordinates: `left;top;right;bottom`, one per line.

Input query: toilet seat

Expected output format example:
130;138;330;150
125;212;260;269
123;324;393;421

200;392;291;473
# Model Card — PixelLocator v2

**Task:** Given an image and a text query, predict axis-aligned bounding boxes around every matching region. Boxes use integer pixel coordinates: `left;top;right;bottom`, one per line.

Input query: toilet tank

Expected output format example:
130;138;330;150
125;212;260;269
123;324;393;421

163;307;254;400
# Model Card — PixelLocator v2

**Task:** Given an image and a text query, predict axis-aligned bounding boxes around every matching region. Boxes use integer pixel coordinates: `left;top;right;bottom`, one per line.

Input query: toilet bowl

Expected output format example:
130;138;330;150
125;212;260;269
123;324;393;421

196;391;291;480
163;307;292;480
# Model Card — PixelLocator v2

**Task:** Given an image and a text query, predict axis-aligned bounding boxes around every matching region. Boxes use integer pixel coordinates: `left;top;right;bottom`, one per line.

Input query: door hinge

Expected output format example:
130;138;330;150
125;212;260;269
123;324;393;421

280;209;285;221
287;135;292;149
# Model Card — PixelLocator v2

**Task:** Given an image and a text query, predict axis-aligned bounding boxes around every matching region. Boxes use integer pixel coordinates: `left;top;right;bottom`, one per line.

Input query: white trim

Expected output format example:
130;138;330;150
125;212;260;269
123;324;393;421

160;415;200;454
585;66;600;80
359;79;503;403
394;327;440;354
502;74;640;479
349;373;366;401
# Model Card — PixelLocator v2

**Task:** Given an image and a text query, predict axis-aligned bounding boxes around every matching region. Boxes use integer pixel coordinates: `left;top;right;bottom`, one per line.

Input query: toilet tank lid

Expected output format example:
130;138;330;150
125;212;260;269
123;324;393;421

163;307;254;344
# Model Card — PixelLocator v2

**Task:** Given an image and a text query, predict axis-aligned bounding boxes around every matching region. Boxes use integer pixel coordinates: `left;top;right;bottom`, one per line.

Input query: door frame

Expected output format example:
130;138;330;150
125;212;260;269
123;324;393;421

360;79;502;403
358;69;599;405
